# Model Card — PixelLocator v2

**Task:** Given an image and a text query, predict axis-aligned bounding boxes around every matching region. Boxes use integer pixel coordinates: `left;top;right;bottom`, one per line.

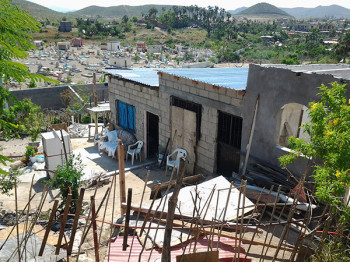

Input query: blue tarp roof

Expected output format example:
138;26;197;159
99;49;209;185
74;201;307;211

159;68;249;90
106;67;249;90
105;68;159;87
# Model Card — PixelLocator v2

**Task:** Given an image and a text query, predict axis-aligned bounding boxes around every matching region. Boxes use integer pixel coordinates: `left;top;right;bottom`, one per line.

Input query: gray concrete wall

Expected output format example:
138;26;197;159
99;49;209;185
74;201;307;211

10;83;108;110
241;64;350;176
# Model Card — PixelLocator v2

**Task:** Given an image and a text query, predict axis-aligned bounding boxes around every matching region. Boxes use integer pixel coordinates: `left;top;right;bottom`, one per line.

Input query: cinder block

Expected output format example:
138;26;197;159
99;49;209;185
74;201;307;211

219;94;231;104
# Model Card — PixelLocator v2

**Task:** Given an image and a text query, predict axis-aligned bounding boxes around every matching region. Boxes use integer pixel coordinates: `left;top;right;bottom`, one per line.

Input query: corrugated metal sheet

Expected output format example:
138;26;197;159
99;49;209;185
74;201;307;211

105;67;249;90
105;235;251;262
159;68;249;90
105;68;159;87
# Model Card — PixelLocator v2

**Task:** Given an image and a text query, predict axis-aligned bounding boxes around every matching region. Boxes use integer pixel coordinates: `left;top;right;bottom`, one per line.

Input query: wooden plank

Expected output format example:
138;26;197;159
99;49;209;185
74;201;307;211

55;194;72;255
150;174;202;198
162;158;186;261
241;95;259;177
123;188;132;251
67;188;85;255
39;200;59;256
176;251;219;262
91;196;100;262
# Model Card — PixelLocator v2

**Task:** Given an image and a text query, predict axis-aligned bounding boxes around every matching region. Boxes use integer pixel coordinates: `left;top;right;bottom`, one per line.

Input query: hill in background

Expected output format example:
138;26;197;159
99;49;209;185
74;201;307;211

238;2;292;17
228;7;247;15
69;4;173;18
11;0;67;21
281;5;350;19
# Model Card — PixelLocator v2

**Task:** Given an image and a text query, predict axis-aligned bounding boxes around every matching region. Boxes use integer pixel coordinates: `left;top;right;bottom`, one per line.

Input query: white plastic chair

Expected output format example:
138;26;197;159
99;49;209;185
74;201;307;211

166;148;187;175
126;141;143;165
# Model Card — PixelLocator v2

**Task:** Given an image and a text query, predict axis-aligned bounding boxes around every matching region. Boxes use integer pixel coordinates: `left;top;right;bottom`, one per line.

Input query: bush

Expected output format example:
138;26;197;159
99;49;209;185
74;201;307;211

0;168;21;195
81;114;91;124
25;146;35;159
52;155;84;205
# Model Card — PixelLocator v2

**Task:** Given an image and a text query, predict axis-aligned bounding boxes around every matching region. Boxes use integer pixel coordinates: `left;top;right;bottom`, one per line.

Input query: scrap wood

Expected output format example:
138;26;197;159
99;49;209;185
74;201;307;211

150;174;202;198
150;217;294;251
122;203;260;233
176;250;219;262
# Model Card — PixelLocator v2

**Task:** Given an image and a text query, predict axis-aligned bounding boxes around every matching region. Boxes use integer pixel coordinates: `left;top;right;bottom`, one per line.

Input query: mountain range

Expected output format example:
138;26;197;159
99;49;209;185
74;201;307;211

11;0;350;20
229;3;350;19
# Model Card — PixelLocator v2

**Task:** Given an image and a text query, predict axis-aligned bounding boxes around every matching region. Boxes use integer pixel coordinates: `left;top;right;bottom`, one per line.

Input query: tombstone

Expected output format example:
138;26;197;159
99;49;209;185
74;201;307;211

56;62;59;68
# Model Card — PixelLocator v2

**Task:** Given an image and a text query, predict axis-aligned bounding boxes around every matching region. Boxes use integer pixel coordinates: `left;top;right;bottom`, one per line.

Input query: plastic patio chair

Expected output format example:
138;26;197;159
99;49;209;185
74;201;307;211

166;148;187;175
126;141;143;165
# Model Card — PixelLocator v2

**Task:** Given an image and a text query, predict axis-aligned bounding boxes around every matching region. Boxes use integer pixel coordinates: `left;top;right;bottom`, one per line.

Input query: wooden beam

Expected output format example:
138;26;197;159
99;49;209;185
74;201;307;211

162;159;186;261
39;200;59;256
150;174;202;199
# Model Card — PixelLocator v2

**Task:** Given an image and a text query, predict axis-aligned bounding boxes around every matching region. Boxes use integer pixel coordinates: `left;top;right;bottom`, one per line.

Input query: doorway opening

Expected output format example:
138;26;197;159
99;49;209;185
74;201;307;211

146;112;159;158
216;111;243;177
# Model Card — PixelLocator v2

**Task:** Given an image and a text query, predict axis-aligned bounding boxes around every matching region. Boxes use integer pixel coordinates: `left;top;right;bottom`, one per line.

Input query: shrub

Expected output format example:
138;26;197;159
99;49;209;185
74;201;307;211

0;168;21;195
25;146;35;159
52;155;84;204
81;114;91;124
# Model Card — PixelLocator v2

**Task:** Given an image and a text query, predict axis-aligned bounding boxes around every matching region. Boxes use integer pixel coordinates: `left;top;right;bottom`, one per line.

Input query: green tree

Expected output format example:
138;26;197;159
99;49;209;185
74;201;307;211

279;82;350;226
0;0;51;177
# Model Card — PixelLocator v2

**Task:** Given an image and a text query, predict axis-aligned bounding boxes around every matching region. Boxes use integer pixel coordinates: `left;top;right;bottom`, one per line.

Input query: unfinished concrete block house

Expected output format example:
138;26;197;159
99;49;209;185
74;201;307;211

106;64;350;177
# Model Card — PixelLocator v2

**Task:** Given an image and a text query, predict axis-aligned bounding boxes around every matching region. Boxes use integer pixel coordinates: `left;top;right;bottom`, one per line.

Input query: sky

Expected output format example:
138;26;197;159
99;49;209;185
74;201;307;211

28;0;350;12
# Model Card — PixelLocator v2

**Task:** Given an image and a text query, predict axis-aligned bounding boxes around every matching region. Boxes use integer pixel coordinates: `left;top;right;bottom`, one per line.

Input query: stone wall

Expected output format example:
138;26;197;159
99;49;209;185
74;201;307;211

10;83;108;110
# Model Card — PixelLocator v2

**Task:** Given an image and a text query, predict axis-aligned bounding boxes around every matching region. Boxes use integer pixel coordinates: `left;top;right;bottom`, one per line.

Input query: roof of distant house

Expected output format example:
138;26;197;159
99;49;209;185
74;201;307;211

106;67;249;90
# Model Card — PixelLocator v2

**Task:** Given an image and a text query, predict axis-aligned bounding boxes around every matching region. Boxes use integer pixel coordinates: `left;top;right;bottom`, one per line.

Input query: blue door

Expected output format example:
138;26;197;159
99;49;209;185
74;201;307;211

118;101;135;132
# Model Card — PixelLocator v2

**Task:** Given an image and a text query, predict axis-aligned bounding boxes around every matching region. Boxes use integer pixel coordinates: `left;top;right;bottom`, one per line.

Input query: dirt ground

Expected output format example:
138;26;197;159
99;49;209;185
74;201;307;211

0;136;297;261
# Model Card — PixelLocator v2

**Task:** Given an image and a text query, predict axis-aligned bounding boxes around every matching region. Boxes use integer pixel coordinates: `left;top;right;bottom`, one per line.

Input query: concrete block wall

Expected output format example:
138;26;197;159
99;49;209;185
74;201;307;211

159;72;244;175
108;77;165;150
11;83;108;110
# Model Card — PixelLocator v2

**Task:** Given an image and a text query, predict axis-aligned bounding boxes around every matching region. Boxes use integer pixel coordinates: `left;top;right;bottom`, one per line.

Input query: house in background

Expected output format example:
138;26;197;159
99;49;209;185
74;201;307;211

137;41;147;52
33;40;43;50
107;41;121;52
108;56;131;68
72;38;83;47
59;21;72;32
57;42;70;51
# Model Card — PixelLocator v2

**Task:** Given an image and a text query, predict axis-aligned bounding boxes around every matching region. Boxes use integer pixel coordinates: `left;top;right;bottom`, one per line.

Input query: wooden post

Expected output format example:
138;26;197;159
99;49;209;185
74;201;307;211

118;139;126;215
93;72;98;106
241;95;259;177
123;188;132;251
91;196;100;262
68;188;85;255
39;200;59;256
56;194;72;255
161;159;186;262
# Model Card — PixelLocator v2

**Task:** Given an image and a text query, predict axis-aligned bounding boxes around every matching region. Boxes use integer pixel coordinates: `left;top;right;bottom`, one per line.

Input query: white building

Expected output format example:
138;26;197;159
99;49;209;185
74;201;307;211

107;41;121;52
